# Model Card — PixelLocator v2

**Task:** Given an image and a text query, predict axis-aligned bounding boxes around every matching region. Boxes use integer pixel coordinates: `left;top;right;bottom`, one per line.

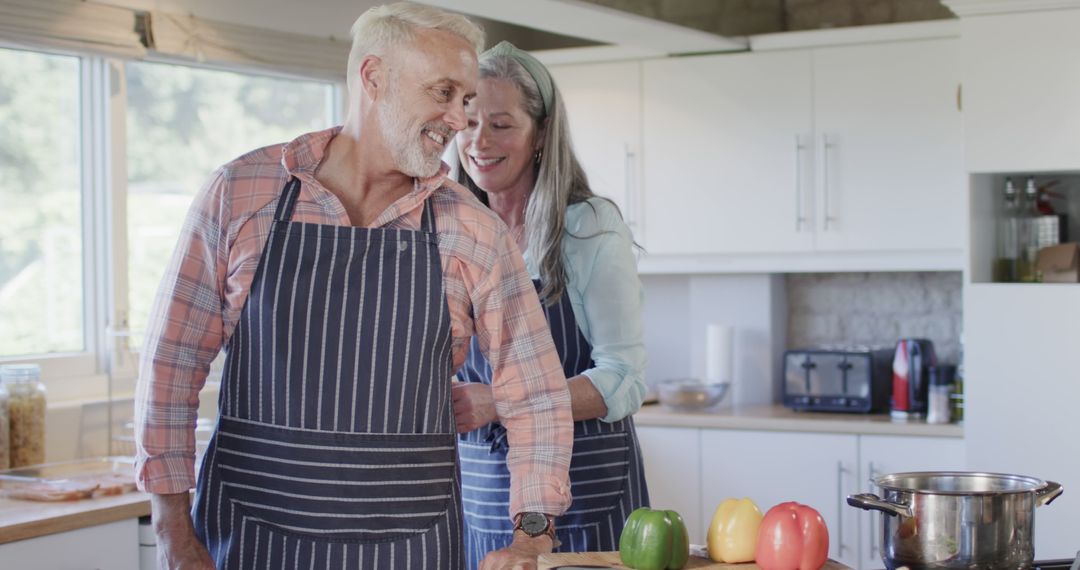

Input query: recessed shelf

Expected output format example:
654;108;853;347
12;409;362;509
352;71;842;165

968;171;1080;284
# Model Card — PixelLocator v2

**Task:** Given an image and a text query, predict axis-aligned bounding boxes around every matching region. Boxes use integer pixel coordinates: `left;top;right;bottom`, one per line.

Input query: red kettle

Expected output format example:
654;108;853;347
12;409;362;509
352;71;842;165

891;338;937;420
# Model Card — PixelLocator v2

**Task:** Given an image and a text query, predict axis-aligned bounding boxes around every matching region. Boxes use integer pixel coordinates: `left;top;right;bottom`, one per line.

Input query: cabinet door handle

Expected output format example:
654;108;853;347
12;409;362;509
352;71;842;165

868;461;881;560
821;133;837;231
794;135;807;231
836;461;847;557
623;144;638;230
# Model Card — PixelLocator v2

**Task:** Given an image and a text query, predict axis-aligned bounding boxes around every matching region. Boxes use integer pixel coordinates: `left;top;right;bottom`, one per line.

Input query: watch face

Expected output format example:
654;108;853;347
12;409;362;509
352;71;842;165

520;512;549;536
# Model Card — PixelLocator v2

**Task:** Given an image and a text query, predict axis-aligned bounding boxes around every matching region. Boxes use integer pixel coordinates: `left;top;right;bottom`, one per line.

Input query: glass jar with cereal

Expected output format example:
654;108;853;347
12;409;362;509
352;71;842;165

1;364;47;468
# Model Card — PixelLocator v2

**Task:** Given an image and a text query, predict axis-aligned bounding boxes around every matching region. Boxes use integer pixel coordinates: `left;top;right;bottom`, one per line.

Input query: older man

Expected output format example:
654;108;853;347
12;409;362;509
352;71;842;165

134;4;573;569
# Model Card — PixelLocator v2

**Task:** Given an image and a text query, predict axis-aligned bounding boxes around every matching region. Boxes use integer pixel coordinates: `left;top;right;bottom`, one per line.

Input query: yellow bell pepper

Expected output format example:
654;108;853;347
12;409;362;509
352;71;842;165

707;497;763;563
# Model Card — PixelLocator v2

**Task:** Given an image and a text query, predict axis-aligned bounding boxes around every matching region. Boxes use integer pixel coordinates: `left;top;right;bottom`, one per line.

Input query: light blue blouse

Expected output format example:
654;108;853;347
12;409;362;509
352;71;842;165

523;197;647;422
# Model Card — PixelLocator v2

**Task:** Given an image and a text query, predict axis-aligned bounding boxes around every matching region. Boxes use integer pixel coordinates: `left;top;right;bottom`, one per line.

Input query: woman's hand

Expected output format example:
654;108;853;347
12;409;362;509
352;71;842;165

452;381;498;433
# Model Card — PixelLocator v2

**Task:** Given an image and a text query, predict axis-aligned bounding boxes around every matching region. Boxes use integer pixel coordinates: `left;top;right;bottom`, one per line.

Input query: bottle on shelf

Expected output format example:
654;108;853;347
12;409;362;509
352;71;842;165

1017;176;1041;282
951;334;965;425
993;177;1021;282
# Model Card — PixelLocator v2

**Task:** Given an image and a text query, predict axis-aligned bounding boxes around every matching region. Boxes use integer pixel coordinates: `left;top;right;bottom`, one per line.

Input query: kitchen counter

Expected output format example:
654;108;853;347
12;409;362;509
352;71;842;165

634;403;963;438
0;491;151;544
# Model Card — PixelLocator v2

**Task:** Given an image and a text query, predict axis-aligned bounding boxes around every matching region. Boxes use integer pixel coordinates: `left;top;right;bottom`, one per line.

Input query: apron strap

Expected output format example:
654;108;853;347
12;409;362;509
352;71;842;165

273;177;302;222
420;196;437;233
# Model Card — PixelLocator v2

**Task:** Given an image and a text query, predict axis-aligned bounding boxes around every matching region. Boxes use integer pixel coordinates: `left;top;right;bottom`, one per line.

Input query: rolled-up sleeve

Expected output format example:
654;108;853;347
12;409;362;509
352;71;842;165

134;168;230;494
469;230;574;519
567;199;648;423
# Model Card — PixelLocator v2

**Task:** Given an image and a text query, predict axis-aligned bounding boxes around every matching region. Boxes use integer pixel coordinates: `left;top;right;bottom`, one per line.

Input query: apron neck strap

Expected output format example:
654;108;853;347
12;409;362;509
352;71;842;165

273;177;302;222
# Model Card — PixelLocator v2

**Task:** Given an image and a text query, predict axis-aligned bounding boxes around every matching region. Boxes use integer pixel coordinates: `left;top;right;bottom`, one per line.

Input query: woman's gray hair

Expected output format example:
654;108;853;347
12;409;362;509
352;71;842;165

346;2;485;93
457;53;614;304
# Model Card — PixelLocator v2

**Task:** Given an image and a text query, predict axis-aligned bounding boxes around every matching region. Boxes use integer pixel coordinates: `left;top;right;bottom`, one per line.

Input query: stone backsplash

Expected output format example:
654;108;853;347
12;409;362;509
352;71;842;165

786;272;963;364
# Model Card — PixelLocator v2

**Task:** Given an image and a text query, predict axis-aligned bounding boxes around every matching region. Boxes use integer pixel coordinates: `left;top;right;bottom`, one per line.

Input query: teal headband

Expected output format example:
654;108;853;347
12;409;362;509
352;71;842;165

480;41;554;117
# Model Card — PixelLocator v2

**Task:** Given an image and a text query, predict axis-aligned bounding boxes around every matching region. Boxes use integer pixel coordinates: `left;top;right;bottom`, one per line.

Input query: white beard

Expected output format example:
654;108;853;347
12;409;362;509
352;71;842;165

377;92;444;178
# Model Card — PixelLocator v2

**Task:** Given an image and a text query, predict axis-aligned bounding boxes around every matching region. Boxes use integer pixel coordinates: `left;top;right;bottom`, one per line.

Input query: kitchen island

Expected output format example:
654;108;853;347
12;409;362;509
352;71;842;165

0;491;151;569
0;491;150;545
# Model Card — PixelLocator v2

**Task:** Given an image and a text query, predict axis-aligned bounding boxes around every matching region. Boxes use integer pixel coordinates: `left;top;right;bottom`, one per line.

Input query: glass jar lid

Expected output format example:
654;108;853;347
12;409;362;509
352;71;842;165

0;363;42;383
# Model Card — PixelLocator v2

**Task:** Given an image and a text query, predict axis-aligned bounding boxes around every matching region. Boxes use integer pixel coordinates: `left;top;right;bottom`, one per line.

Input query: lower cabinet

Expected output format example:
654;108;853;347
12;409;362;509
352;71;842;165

0;518;140;570
637;424;965;570
636;426;704;542
700;430;860;568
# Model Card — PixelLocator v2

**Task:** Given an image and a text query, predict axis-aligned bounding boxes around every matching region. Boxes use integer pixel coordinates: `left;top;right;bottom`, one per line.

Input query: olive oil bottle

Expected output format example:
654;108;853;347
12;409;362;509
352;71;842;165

993;177;1021;282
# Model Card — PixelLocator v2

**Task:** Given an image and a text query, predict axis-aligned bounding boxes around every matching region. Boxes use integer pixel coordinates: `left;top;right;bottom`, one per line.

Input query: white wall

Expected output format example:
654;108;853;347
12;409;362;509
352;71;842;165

641;273;786;407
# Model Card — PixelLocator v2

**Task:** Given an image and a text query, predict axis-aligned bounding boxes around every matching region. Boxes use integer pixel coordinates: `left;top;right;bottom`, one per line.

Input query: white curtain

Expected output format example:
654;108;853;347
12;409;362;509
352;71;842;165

0;0;144;57
144;10;349;80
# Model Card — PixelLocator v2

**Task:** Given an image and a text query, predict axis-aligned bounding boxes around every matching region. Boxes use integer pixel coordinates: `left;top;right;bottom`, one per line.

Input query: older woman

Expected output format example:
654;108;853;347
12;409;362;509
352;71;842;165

451;41;649;568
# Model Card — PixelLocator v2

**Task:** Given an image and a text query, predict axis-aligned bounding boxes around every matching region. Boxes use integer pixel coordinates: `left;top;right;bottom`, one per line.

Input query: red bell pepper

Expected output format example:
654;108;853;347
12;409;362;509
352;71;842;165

755;502;830;570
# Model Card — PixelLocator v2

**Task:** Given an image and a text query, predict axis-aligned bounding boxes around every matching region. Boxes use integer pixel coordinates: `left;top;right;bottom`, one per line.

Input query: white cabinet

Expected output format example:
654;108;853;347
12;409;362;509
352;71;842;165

812;39;964;253
642;50;814;256
549;61;643;237
855;435;967;570
635;426;703;542
960;8;1080;173
640;36;963;261
0;518;140;569
699;430;860;568
965;284;1080;559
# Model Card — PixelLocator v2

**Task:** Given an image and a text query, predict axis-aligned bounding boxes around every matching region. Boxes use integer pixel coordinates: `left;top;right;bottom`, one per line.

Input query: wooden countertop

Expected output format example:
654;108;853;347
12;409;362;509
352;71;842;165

634;403;963;438
0;491;151;544
539;552;854;569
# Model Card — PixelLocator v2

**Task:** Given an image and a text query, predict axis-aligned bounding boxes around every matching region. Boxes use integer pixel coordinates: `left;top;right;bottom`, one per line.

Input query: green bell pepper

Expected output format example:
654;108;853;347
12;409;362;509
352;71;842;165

618;507;689;570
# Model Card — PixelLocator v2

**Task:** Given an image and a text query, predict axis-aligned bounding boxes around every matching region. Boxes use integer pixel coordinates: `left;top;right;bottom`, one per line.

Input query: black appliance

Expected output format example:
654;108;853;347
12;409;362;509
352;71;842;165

782;347;893;413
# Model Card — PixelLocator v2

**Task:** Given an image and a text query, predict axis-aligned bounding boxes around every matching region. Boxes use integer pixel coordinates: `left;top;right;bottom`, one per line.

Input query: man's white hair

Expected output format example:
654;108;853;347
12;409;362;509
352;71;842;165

346;2;485;93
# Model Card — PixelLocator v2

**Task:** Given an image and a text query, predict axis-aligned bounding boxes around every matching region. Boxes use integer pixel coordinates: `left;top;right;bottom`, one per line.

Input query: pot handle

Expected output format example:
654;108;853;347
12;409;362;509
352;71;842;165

1036;481;1063;507
846;493;912;518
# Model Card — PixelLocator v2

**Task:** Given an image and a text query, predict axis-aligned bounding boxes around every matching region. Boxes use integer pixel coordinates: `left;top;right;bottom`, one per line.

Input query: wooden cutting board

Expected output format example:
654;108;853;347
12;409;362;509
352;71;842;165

538;552;853;569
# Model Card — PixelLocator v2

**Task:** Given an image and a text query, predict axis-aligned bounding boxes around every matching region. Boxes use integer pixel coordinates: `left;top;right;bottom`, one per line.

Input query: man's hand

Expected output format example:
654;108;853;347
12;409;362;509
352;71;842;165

452;381;497;433
151;492;215;570
479;532;554;570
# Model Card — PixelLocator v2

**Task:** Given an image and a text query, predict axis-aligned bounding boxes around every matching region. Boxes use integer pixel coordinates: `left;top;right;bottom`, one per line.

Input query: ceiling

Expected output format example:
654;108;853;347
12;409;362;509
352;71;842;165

424;0;957;59
94;0;957;59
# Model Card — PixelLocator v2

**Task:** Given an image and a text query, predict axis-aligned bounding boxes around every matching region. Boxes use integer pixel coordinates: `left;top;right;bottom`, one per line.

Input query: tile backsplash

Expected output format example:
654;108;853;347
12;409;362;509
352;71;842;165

786;272;963;364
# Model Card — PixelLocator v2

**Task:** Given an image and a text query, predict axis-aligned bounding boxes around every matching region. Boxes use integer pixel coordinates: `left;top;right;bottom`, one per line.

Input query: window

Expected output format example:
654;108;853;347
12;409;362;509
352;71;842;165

124;61;336;348
0;48;83;358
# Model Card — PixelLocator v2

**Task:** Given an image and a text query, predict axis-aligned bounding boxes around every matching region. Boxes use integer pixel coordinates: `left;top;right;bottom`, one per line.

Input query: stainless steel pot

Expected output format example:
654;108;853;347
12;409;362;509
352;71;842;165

848;471;1063;570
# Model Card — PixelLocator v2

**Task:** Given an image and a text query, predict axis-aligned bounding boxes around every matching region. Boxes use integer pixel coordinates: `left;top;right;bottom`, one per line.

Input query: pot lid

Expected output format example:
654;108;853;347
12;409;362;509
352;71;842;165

873;471;1050;495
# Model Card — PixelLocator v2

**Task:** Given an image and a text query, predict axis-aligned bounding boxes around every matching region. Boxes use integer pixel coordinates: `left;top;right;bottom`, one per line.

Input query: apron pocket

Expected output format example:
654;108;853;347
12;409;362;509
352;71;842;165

562;431;631;523
214;415;456;543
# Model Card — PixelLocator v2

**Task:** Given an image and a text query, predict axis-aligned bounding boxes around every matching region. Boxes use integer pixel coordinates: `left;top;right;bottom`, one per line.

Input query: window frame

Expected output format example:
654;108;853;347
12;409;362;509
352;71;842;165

0;45;345;401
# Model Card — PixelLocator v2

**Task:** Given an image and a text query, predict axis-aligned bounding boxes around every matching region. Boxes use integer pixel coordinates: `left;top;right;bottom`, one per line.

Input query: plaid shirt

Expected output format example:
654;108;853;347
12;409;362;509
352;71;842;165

134;127;573;519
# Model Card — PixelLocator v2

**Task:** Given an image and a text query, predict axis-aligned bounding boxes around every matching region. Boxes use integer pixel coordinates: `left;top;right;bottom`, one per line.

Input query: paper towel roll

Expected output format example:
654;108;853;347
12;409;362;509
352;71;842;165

705;324;734;384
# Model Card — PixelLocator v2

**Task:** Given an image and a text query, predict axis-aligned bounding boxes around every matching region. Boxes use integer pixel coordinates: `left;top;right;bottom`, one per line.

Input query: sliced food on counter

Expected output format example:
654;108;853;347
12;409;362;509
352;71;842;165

2;479;100;502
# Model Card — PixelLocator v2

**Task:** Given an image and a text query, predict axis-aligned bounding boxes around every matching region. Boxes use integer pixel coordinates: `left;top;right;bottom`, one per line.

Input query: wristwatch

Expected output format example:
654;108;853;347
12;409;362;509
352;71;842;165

513;512;557;541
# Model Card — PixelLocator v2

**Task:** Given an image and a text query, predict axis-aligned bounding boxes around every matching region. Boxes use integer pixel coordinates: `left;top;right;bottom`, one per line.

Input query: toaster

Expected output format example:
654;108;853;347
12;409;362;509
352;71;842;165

782;347;894;413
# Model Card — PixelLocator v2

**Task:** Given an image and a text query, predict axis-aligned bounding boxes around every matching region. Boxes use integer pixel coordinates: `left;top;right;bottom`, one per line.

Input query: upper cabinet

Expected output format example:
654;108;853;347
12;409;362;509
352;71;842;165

812;39;964;253
959;8;1080;173
549;61;643;237
641;36;964;262
641;50;815;256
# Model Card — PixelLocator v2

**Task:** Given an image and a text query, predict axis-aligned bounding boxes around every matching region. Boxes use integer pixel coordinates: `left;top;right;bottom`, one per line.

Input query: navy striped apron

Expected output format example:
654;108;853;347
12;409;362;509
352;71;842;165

456;283;649;569
193;178;464;569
